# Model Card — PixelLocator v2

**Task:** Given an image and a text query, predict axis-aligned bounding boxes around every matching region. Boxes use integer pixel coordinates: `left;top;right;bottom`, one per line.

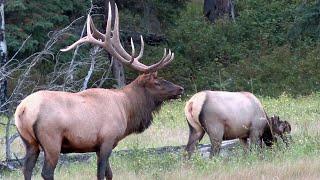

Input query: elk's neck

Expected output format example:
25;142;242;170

122;84;162;135
262;119;275;146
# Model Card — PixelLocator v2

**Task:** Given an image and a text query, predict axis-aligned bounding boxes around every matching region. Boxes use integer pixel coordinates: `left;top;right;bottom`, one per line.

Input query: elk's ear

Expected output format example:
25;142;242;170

139;73;151;84
270;116;276;124
278;123;285;133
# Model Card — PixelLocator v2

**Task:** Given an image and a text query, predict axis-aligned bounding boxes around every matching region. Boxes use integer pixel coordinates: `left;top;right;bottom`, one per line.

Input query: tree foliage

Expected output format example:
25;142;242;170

5;0;89;56
166;0;320;96
288;0;320;42
3;0;320;97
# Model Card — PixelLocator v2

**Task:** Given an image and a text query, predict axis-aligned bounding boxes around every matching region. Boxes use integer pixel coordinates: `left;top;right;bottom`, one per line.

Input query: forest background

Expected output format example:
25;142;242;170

2;0;319;102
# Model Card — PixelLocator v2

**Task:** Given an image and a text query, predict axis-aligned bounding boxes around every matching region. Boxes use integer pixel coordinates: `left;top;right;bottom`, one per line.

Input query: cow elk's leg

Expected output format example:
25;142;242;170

97;141;114;180
249;129;262;150
206;123;224;159
23;141;40;180
239;138;249;154
185;122;205;159
280;134;290;147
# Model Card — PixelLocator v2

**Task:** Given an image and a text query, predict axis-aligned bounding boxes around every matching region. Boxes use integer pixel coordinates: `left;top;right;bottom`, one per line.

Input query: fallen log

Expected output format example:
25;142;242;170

0;140;240;170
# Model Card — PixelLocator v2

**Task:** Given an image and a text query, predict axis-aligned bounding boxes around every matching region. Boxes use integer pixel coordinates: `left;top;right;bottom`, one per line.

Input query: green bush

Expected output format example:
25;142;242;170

165;1;320;96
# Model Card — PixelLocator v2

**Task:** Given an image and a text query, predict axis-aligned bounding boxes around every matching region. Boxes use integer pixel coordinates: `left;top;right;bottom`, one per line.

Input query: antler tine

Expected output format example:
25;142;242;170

105;3;112;41
61;2;175;72
61;15;104;52
110;4;143;61
60;37;88;52
141;49;172;72
89;15;105;40
161;52;174;68
129;38;135;64
151;49;174;70
134;35;145;60
102;3;139;66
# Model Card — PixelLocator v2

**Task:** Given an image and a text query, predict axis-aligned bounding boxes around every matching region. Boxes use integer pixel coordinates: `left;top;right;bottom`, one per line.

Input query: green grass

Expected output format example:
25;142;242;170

1;93;320;179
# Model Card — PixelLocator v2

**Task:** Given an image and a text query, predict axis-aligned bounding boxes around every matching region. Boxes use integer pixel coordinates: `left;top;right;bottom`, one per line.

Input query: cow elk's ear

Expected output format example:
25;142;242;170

278;123;285;133
271;116;276;125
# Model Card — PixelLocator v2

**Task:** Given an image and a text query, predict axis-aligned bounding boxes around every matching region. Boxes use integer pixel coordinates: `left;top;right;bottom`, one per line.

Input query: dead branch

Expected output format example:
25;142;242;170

81;46;100;90
66;2;96;84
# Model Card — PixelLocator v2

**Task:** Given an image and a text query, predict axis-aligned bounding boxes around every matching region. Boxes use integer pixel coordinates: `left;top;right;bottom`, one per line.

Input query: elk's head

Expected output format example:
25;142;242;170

269;115;292;146
61;3;183;101
136;72;183;101
270;115;291;135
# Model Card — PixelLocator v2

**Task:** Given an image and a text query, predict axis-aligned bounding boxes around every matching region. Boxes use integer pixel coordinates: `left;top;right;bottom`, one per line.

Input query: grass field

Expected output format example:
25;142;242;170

1;93;320;179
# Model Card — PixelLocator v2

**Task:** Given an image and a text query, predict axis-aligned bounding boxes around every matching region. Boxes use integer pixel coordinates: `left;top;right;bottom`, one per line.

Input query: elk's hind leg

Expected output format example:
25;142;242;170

21;137;40;180
185;121;205;159
34;124;62;180
206;123;224;159
40;139;61;180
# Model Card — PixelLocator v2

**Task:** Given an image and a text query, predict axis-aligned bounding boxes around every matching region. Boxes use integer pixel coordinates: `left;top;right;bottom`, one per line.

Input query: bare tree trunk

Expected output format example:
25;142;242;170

204;0;236;23
5;117;11;160
105;0;126;88
143;1;151;32
0;0;7;113
229;0;235;22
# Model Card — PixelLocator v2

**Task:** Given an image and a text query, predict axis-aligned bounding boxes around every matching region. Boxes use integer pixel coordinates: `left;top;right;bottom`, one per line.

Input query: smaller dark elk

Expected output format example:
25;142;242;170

184;91;292;158
15;3;183;180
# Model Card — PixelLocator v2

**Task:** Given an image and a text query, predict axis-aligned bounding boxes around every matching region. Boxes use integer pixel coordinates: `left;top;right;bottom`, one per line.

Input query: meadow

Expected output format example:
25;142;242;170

1;93;320;179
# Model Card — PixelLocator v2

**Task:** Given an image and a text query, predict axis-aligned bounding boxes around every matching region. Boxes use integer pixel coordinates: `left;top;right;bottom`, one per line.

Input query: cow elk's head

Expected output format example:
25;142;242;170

270;115;292;146
270;115;291;135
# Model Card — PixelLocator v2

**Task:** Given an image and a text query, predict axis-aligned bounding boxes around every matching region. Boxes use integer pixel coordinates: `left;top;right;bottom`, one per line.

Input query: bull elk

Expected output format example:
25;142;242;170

184;91;291;158
15;3;183;180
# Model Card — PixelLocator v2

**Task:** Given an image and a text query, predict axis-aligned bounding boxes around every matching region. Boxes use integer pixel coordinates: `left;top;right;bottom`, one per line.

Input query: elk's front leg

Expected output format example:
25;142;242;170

97;141;113;180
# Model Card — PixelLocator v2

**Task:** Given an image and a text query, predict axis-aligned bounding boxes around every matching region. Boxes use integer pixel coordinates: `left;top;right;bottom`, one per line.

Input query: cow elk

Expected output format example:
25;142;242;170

184;91;291;158
15;3;183;180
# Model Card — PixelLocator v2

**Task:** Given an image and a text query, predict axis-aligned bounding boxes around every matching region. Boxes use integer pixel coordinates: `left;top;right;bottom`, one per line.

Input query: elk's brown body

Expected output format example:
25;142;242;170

184;91;291;158
15;3;183;180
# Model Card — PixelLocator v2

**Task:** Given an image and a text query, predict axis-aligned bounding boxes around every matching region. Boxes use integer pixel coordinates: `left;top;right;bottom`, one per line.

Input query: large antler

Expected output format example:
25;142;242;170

61;3;174;73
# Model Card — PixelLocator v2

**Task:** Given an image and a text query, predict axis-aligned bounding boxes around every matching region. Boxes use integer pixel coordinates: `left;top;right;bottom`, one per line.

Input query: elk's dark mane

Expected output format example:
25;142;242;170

262;116;275;147
123;79;163;135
